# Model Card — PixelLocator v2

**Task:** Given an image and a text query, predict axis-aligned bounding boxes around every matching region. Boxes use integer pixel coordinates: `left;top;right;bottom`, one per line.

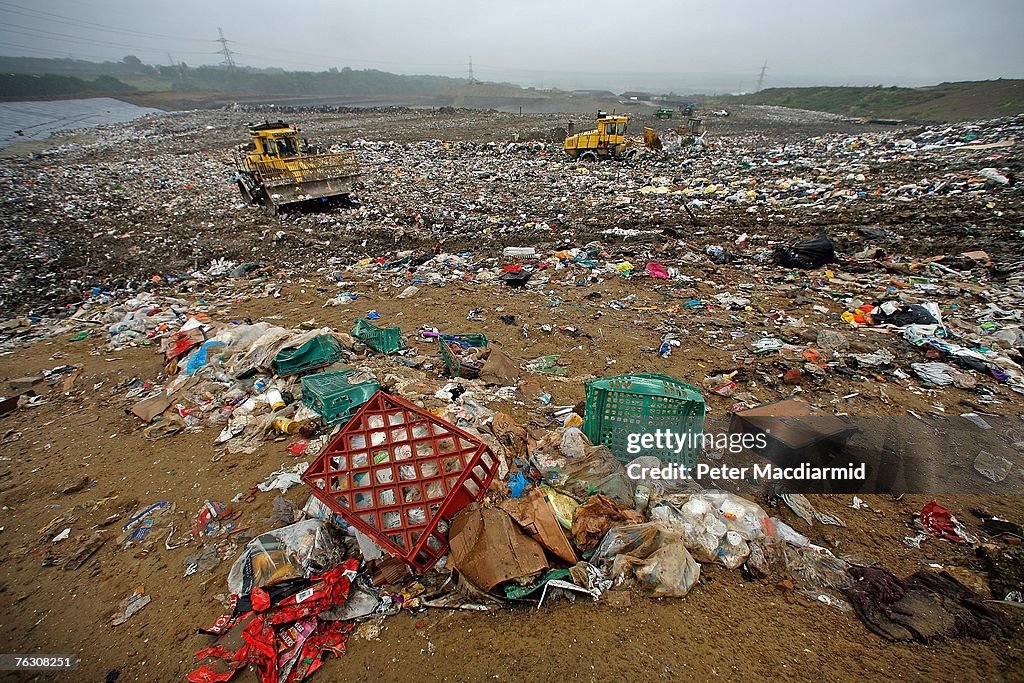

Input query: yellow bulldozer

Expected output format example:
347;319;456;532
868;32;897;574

235;120;360;213
563;112;640;161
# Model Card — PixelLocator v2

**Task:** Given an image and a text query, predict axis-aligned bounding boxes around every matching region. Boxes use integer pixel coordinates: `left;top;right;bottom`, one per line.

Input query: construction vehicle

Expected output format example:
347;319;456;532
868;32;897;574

235;120;359;213
655;107;674;120
563;112;638;161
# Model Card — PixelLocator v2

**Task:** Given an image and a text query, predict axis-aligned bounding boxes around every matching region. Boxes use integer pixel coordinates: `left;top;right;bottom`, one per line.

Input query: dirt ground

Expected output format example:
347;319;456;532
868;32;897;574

0;277;1022;682
0;105;1022;682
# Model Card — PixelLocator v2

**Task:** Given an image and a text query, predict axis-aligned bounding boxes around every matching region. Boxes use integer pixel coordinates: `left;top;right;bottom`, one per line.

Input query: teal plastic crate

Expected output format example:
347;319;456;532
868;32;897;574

583;372;706;467
351;318;404;354
301;369;381;425
438;333;488;378
271;334;343;376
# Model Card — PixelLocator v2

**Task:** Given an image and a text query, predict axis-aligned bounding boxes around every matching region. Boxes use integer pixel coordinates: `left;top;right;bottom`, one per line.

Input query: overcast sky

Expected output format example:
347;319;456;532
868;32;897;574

1;0;1022;93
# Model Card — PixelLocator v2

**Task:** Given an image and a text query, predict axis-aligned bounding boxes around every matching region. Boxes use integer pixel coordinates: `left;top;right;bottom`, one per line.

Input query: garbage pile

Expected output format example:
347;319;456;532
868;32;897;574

1;109;1020;317
3;106;1023;680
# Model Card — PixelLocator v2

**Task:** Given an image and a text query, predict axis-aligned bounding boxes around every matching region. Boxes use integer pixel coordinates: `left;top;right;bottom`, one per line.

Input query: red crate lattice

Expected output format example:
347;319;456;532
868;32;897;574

301;391;498;572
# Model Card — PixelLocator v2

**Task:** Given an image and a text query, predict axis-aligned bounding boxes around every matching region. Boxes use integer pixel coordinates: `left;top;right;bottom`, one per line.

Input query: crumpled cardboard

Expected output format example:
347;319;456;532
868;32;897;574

448;503;547;591
499;488;577;565
490;411;528;459
128;393;174;423
479;346;521;386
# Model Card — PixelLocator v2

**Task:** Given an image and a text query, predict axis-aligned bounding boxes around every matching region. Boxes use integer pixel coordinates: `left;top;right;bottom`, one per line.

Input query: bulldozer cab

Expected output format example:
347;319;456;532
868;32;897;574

563;112;633;160
596;112;628;142
247;121;300;163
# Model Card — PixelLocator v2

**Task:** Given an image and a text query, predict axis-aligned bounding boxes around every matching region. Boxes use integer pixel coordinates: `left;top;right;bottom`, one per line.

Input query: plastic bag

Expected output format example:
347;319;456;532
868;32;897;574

559;427;589;459
226;519;347;596
592;522;669;565
558;445;635;506
651;491;773;569
772;234;836;269
633;543;700;597
593;522;701;597
745;536;852;590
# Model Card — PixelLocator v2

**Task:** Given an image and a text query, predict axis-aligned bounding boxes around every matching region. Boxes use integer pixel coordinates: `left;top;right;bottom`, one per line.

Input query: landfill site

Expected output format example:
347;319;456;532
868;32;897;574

0;100;1023;683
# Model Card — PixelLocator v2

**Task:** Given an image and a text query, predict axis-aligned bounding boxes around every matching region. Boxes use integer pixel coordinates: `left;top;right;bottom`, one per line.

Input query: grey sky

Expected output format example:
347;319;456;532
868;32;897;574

1;0;1022;93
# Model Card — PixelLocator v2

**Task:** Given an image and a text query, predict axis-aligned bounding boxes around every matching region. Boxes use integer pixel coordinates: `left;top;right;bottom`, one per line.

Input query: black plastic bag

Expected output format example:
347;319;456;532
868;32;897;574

500;270;533;287
873;304;939;327
773;235;837;269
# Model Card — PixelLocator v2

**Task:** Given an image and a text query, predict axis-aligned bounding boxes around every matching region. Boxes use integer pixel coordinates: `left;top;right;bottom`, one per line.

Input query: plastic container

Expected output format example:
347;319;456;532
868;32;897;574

351;318;404;354
274;416;300;435
271;335;344;376
265;388;285;410
301;391;498;572
301;369;380;425
438;333;489;379
501;247;538;264
583;372;706;467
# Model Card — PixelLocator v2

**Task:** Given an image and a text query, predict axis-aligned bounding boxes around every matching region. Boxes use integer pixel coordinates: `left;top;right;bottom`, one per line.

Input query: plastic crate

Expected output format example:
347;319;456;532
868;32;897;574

438;333;489;379
271;334;344;376
583;372;706;467
301;369;381;425
301;391;498;572
351;318;404;354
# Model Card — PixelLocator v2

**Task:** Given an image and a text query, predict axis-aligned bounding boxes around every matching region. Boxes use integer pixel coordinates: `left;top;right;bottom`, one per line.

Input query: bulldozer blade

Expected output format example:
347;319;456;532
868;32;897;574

265;177;355;208
643;127;662;151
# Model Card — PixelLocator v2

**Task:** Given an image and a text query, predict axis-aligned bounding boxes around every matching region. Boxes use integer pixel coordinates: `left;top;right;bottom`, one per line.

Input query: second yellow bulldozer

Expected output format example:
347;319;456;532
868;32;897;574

563;112;639;161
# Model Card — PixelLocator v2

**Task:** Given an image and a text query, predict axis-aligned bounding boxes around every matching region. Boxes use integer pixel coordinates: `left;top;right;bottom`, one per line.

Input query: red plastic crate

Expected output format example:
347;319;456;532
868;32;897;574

301;390;498;572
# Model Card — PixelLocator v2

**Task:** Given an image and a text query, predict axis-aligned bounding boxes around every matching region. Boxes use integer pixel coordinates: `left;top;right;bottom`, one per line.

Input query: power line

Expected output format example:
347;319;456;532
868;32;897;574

0;40;113;61
0;22;214;55
0;0;210;42
229;39;464;69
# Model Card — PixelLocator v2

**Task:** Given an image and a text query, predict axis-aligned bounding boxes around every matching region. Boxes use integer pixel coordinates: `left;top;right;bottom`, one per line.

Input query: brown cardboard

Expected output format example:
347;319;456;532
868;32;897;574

8;376;43;392
478;347;521;386
448;504;547;591
128;394;174;423
499;488;577;565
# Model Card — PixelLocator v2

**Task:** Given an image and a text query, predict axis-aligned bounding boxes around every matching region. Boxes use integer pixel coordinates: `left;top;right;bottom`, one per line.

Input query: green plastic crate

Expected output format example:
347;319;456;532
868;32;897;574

301;369;381;424
271;334;344;376
438;333;488;378
351;318;404;354
583;372;706;467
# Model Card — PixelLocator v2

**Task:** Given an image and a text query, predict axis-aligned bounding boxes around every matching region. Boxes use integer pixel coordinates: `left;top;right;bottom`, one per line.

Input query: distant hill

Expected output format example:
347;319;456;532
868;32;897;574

718;80;1024;121
0;56;474;102
0;73;136;98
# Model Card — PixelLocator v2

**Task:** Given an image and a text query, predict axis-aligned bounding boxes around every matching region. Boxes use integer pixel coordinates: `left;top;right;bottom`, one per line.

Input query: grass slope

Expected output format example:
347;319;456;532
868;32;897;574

720;80;1024;121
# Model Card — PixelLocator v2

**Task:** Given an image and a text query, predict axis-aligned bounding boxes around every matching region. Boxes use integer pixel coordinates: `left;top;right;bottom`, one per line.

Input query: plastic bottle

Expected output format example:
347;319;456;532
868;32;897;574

265;388;285;410
273;416;300;434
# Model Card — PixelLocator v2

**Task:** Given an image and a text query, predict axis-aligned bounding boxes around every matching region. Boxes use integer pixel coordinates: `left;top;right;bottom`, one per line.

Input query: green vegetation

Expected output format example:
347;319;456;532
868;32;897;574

719;80;1024;121
0;73;136;97
1;55;1021;122
0;56;466;100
